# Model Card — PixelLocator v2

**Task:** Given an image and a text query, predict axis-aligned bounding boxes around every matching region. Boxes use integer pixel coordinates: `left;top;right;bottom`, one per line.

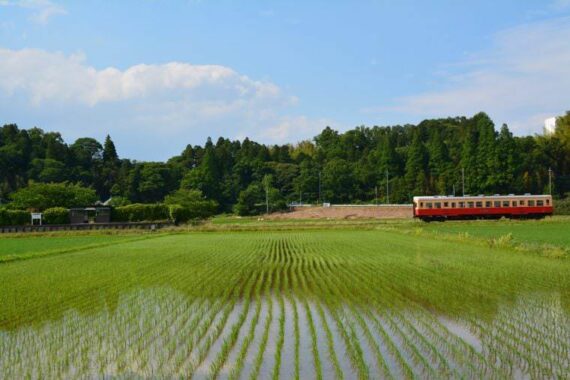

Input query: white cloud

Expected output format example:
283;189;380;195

0;48;286;107
373;16;570;135
0;48;328;160
0;0;67;24
259;116;337;143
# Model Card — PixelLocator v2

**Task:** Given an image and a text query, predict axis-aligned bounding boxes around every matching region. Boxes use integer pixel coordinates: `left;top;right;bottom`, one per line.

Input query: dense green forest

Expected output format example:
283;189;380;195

1;112;569;213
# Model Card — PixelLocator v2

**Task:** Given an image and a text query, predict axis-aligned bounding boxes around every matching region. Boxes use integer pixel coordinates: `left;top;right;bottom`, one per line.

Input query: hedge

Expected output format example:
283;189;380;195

0;209;29;226
43;207;70;224
112;203;170;222
554;197;570;215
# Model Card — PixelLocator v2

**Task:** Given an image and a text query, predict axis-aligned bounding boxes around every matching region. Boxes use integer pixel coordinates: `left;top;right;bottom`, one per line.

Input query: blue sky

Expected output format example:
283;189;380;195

1;1;569;160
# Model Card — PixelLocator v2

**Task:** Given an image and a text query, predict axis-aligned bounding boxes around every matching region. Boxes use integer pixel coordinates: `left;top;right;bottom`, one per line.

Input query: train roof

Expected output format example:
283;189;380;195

413;194;551;201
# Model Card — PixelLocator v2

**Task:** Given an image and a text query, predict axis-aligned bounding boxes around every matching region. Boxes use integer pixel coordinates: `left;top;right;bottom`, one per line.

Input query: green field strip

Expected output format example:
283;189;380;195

0;233;170;263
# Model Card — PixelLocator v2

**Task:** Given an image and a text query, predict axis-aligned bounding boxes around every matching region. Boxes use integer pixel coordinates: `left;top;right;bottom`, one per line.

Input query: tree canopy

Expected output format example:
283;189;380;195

1;112;569;213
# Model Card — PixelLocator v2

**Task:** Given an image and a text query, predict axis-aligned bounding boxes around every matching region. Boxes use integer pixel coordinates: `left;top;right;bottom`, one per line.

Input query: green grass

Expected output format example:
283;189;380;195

1;223;569;378
420;217;570;247
0;232;159;262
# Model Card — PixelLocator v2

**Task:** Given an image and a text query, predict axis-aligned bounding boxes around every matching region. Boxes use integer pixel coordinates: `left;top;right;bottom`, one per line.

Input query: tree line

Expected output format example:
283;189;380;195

1;111;569;214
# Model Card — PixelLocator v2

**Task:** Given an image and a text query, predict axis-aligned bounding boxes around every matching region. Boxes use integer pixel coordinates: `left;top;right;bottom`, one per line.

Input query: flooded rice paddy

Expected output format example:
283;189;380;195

1;229;569;379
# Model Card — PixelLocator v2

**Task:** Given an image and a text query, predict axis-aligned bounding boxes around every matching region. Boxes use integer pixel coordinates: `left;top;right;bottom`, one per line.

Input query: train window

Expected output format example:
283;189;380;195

467;201;474;208
420;202;424;207
512;201;517;207
494;201;501;207
485;201;491;207
546;199;550;205
435;202;441;208
520;200;525;206
451;202;456;208
444;202;449;207
426;202;433;209
537;200;544;206
502;201;510;207
458;202;465;208
528;200;535;206
476;201;482;207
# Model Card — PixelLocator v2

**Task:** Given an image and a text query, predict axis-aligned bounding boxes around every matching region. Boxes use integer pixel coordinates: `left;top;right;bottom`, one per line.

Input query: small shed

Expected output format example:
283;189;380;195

69;206;111;224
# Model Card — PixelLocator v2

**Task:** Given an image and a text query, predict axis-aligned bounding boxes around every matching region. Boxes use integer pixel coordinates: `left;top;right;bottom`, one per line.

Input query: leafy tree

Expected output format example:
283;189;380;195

164;189;218;218
322;158;354;203
234;183;265;216
9;182;97;210
405;130;427;196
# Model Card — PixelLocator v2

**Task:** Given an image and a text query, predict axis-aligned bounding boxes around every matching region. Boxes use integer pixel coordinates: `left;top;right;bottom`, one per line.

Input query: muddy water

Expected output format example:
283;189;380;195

1;288;569;379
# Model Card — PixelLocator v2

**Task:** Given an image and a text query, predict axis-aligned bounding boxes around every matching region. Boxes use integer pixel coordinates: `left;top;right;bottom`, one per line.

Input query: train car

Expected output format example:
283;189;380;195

413;194;553;221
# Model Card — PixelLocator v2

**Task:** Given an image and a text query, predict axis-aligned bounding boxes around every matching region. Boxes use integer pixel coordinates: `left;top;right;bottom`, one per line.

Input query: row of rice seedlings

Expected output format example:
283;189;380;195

2;268;195;378
336;253;459;379
6;233;255;377
181;268;260;377
295;265;323;380
302;248;395;380
314;301;344;380
247;269;275;380
327;251;437;379
293;241;370;380
207;270;264;379
468;299;569;379
123;240;255;378
143;250;253;377
310;237;446;379
289;265;301;380
498;297;569;361
309;255;395;380
225;268;267;380
270;265;287;380
342;245;506;378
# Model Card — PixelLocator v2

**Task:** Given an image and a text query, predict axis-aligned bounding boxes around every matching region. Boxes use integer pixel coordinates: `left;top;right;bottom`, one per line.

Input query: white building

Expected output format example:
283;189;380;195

544;117;557;135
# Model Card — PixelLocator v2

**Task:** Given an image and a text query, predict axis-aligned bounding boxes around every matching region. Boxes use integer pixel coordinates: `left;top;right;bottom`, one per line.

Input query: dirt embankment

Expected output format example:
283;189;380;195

268;205;413;219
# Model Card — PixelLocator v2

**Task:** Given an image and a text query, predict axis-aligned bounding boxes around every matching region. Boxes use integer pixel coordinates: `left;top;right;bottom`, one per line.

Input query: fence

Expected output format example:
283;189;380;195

0;222;173;234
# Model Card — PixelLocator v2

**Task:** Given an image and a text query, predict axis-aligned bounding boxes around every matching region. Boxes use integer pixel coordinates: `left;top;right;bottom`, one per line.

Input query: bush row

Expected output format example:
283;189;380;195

43;207;70;224
112;203;211;224
0;209;30;226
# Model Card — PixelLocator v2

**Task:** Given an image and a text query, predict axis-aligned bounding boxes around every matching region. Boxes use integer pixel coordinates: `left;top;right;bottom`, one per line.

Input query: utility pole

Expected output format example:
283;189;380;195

549;167;553;195
265;181;269;214
386;170;389;204
461;167;465;196
375;186;378;206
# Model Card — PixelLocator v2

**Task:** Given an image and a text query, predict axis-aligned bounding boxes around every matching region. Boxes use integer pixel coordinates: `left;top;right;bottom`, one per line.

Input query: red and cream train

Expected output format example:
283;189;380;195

413;194;553;221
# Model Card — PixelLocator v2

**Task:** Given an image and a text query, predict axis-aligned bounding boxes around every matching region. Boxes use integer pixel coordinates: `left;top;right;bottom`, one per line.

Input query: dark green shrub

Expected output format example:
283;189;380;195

43;207;70;224
0;209;30;226
168;205;190;224
554;197;570;215
112;203;170;222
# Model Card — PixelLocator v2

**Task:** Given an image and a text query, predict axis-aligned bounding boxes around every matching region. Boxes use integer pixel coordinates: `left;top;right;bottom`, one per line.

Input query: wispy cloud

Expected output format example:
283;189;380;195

368;16;570;134
0;48;329;159
0;0;66;24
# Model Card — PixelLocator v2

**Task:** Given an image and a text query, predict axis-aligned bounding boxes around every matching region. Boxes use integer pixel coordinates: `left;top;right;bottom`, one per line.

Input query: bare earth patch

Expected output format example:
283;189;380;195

268;205;413;220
